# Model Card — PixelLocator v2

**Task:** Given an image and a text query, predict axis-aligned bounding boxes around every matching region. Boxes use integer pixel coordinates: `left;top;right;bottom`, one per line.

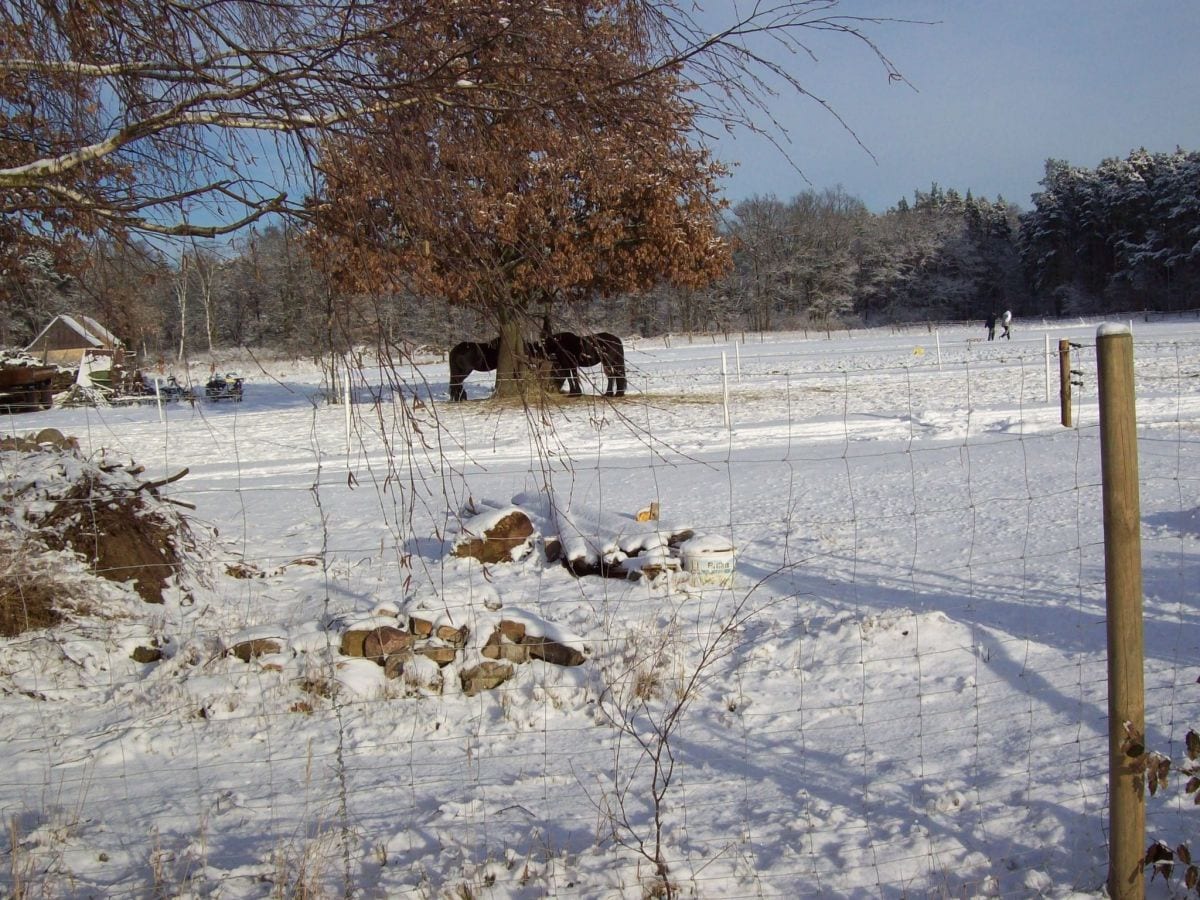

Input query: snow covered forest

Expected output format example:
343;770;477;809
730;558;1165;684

4;147;1198;356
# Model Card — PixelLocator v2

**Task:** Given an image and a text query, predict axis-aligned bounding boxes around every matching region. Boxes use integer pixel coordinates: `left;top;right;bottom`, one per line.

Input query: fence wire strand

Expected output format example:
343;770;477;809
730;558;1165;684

1;324;1198;897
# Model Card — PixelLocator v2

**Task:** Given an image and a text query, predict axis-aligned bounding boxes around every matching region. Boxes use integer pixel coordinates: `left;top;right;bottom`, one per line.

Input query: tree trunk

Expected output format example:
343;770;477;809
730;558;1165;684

493;306;549;401
174;257;189;363
199;262;216;353
493;312;525;400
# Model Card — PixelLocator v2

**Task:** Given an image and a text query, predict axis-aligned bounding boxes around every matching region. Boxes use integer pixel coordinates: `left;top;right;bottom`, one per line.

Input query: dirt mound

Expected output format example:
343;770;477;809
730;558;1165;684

0;542;62;636
1;438;197;635
39;476;185;604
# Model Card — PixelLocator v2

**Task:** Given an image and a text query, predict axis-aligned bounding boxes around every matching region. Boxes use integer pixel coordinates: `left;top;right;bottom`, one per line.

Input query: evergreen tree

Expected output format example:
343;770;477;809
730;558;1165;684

1020;148;1200;312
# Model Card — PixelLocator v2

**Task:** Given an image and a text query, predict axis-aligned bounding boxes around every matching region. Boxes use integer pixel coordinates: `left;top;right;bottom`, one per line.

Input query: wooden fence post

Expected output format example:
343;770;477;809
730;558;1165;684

1059;339;1073;427
1097;324;1145;900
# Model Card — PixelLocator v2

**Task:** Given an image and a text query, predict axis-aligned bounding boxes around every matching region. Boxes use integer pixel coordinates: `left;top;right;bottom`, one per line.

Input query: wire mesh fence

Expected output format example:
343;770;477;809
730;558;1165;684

1;320;1198;897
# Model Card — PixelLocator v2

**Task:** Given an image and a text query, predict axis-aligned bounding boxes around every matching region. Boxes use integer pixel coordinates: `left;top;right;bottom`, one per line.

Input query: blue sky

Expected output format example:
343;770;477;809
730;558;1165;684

703;1;1200;211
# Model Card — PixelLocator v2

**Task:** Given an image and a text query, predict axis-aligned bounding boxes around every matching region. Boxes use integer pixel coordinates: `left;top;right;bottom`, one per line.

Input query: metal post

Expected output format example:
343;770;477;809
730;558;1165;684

1097;325;1145;900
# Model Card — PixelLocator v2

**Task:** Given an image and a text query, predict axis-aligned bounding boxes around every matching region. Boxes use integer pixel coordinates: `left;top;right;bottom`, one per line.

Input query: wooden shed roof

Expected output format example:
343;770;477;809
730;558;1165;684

24;314;121;352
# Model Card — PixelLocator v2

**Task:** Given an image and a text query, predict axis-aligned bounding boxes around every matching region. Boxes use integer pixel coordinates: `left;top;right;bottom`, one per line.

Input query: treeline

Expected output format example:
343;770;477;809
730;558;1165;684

722;184;1022;330
3;147;1196;355
1020;148;1200;314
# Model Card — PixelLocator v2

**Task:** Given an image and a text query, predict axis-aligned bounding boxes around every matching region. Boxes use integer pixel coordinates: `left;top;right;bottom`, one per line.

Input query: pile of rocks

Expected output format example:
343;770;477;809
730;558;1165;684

220;497;731;703
219;504;590;700
334;613;586;697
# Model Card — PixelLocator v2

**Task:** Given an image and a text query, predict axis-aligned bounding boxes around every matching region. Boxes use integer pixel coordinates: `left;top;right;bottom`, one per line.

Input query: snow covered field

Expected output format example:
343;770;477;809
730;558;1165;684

2;317;1199;898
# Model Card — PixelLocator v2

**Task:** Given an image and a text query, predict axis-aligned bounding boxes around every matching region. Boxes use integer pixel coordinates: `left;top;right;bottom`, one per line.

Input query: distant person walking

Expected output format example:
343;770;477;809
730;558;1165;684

985;312;997;341
1001;309;1013;340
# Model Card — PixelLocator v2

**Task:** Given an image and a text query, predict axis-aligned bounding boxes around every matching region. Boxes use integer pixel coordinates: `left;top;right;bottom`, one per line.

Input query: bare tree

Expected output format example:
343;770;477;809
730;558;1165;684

192;249;222;355
2;0;910;286
0;1;513;268
587;589;772;898
172;254;190;363
76;239;169;354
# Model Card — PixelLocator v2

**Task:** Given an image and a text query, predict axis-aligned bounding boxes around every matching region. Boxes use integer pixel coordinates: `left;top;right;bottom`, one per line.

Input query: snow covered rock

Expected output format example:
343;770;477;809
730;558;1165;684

229;638;284;662
497;619;526;641
480;612;587;668
413;645;458;666
382;650;445;692
481;632;531;663
451;508;535;564
362;625;414;660
460;660;514;696
523;635;585;667
408;616;469;647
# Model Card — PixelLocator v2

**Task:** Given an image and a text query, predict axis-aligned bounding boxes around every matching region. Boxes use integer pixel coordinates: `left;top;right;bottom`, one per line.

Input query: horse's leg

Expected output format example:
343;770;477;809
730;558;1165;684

568;367;582;396
449;363;470;400
598;336;625;396
612;355;626;396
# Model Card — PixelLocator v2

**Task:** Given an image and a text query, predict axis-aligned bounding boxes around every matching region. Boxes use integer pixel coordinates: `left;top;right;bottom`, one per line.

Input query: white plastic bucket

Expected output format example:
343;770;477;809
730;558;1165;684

680;535;735;587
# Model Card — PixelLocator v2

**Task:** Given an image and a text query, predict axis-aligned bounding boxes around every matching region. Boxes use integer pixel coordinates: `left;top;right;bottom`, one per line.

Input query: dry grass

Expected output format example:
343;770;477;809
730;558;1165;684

0;535;64;637
633;665;662;701
8;815;33;899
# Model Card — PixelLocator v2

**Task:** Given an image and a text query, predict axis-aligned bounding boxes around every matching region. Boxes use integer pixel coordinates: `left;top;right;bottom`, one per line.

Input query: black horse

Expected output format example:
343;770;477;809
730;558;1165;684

542;331;626;397
447;337;551;400
449;332;625;400
447;339;499;401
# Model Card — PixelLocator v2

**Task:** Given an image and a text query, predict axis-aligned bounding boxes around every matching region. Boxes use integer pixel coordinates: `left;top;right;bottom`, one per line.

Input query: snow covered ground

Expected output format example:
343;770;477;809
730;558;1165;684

2;317;1198;898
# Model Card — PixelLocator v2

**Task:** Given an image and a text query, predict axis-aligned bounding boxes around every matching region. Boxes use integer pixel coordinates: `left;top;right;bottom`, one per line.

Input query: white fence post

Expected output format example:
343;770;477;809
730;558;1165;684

344;366;352;456
1045;334;1052;404
721;352;730;430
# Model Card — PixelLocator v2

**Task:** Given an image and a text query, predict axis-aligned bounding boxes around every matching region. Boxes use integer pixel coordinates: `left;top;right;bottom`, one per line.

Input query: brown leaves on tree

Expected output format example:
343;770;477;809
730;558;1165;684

1146;752;1172;797
1144;840;1200;895
5;0;905;306
309;1;731;322
1137;720;1200;895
